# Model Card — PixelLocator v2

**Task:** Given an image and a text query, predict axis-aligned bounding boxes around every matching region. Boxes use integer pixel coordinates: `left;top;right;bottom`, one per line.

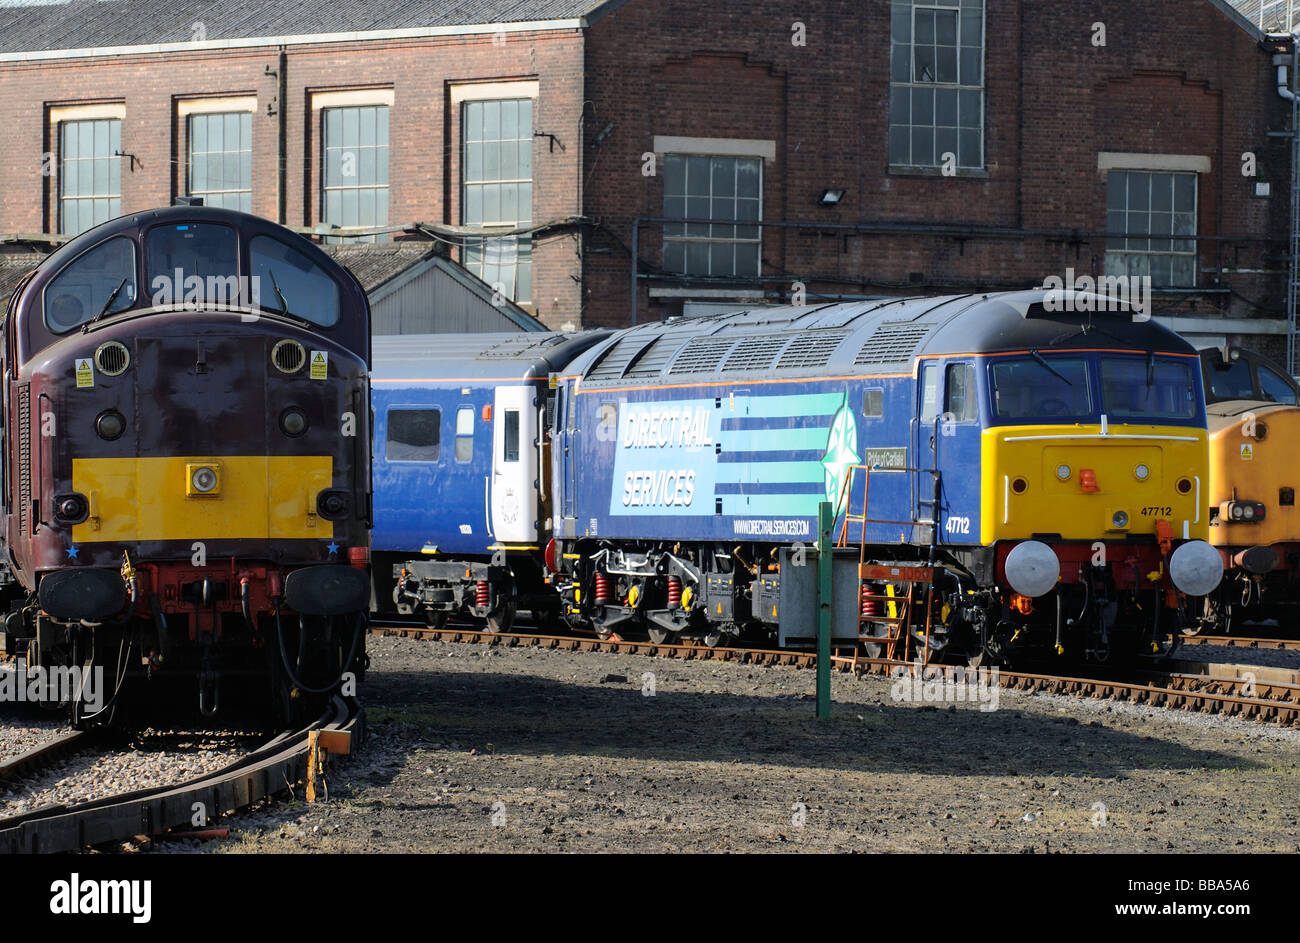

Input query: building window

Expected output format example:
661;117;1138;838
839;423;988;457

462;99;534;304
322;105;389;244
188;112;252;212
1105;171;1197;288
662;154;762;278
889;0;984;170
59;118;122;235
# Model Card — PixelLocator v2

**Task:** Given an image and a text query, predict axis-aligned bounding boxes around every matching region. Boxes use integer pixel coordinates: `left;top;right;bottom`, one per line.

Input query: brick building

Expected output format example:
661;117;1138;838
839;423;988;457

0;0;1295;358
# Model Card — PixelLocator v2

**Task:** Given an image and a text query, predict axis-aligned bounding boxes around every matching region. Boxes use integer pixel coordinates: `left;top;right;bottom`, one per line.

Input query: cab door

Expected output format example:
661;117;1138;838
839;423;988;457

491;385;539;544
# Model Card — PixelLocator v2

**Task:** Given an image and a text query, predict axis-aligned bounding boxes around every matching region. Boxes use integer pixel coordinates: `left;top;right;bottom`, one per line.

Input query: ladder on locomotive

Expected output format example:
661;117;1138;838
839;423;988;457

832;463;938;665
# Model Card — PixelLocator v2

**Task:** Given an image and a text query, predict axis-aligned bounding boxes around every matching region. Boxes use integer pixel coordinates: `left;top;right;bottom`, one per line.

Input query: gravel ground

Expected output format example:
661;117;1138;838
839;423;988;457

0;731;256;818
147;635;1300;854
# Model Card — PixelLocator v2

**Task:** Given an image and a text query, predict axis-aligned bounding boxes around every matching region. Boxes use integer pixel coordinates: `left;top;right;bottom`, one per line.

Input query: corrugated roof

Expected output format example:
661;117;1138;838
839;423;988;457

320;242;436;293
0;0;605;55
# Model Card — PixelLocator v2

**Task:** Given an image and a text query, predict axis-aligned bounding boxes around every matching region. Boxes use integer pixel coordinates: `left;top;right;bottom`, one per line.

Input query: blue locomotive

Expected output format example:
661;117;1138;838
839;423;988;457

373;290;1224;665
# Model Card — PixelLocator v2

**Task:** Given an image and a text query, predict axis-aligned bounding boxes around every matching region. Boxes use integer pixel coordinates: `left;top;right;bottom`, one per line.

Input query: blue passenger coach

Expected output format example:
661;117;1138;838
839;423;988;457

372;332;607;630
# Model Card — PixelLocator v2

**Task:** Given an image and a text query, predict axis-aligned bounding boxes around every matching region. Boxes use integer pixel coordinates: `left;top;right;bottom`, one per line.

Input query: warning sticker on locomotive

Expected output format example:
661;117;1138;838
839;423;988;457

1241;443;1254;461
309;350;328;380
75;358;94;388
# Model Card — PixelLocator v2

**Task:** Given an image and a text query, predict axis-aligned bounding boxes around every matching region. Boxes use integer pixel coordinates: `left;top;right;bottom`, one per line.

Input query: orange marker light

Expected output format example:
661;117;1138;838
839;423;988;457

482;404;493;421
1079;468;1100;493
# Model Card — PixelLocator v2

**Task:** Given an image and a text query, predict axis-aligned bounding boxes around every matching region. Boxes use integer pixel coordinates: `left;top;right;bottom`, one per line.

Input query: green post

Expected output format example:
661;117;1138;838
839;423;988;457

816;500;832;720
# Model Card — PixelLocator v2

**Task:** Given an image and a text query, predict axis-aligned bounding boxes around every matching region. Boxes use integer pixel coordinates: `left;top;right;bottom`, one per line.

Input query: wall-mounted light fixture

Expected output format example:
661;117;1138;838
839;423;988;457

818;188;846;206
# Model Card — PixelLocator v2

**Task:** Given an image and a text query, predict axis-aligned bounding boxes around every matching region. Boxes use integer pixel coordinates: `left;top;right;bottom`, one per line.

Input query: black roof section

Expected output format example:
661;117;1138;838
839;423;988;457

571;290;1199;387
372;330;611;382
0;0;607;56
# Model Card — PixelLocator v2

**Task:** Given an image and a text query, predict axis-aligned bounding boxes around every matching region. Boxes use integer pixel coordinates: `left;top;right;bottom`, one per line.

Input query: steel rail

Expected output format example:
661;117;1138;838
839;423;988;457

0;697;364;854
0;729;91;783
1178;635;1300;651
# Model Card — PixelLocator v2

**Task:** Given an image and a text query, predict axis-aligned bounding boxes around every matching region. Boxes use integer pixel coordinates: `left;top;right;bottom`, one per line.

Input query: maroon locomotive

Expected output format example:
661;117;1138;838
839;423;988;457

1;204;371;726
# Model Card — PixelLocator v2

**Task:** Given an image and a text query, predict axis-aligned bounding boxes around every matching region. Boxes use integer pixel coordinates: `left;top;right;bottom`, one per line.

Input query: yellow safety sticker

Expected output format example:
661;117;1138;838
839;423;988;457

1240;443;1253;461
75;358;94;388
309;350;328;380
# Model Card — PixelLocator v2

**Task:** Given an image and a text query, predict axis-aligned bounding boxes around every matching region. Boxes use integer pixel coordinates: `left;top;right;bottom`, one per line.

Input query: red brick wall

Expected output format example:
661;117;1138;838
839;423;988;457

0;28;586;329
582;0;1289;334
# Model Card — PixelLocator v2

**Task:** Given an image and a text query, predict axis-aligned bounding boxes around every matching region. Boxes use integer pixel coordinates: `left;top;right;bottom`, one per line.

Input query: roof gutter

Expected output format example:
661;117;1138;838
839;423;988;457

0;18;588;63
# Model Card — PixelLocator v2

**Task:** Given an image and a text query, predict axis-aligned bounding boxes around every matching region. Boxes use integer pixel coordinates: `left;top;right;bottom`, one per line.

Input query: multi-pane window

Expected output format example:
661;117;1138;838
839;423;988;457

1104;171;1197;288
463;99;534;304
662;155;762;278
888;0;985;170
59;119;122;235
188;112;252;212
322;105;389;244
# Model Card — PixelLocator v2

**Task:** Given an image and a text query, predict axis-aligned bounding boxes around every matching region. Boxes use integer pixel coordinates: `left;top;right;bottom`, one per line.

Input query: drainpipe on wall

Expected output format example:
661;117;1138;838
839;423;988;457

278;45;287;225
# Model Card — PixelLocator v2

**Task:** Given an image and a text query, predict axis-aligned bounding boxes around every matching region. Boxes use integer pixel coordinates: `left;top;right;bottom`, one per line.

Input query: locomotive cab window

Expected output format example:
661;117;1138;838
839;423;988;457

944;363;978;421
455;406;475;463
1258;365;1298;405
1100;357;1197;420
920;364;941;423
1205;359;1255;401
503;409;520;462
386;409;440;462
863;388;884;418
145;222;238;307
990;357;1090;419
249;235;342;327
44;236;137;333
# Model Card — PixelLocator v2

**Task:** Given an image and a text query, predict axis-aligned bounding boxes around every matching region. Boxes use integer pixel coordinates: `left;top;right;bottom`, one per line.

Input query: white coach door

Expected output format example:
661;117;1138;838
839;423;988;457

491;385;540;544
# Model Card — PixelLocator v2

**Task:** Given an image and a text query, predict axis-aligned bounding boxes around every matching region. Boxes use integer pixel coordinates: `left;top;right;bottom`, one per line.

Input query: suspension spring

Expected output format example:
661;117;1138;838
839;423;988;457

861;583;884;617
667;576;682;608
475;581;490;608
594;571;611;604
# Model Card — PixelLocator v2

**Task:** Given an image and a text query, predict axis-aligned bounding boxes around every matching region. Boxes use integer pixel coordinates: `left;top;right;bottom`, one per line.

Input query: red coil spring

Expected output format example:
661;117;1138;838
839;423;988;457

594;571;611;603
475;581;490;608
861;583;883;617
667;577;682;608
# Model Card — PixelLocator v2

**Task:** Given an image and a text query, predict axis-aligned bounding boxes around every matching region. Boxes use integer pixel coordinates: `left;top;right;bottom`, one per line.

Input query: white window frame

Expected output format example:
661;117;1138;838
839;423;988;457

1103;167;1200;290
658;145;766;280
54;104;125;236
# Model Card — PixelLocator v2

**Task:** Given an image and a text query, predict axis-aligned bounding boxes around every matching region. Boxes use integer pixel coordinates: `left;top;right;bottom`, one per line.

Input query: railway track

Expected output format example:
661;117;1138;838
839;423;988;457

370;622;1300;727
0;697;364;854
0;730;94;783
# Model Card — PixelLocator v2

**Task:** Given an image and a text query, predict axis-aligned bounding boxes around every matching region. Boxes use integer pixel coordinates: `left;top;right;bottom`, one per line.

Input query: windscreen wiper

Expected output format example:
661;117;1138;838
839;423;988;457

267;268;289;314
1030;348;1072;386
82;277;128;333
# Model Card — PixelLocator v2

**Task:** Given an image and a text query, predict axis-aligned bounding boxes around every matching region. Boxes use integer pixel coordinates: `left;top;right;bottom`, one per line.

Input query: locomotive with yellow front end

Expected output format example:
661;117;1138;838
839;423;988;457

546;289;1221;666
0;205;371;726
1200;346;1300;632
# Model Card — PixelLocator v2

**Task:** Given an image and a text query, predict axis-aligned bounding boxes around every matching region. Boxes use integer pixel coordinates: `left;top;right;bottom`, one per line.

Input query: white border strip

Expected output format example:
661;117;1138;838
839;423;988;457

653;135;777;161
178;95;257;116
1097;152;1212;174
0;19;587;63
451;80;539;104
311;88;395;110
48;102;125;122
1002;434;1200;442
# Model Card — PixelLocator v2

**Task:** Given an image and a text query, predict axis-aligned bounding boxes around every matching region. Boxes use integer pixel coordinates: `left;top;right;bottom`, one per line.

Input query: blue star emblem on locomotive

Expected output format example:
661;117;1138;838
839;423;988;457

821;399;861;507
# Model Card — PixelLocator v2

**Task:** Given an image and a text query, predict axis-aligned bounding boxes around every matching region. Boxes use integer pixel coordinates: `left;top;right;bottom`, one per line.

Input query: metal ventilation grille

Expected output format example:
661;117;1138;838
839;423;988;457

587;337;641;381
668;337;737;375
777;331;847;370
721;335;788;372
18;386;30;534
95;341;130;376
272;339;306;373
625;337;677;377
854;322;934;365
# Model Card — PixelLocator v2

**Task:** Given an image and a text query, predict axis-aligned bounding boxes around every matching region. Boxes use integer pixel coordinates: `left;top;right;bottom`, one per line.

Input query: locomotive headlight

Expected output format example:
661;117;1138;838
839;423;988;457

1134;464;1150;481
1242;504;1256;520
280;407;308;437
186;463;221;496
1055;464;1071;481
1111;510;1130;529
95;409;126;441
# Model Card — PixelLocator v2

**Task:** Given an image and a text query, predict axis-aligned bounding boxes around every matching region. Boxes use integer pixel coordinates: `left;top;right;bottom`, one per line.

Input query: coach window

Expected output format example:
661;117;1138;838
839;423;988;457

386;409;440;462
44;236;137;333
503;409;521;462
944;363;978;421
455;407;475;463
863;388;884;418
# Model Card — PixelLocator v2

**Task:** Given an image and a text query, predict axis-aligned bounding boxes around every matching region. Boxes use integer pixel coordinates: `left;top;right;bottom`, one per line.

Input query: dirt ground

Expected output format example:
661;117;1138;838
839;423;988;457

175;636;1300;854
